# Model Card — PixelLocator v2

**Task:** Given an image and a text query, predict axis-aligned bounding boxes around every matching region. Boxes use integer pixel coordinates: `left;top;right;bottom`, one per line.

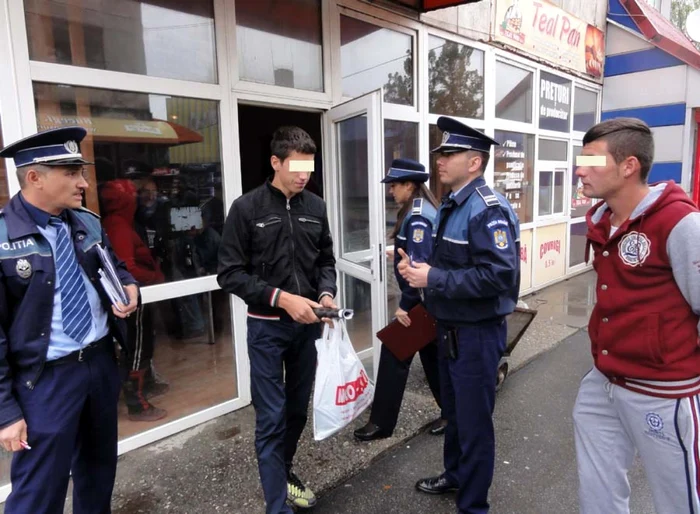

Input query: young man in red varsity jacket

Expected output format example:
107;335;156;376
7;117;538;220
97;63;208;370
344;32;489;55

573;117;700;514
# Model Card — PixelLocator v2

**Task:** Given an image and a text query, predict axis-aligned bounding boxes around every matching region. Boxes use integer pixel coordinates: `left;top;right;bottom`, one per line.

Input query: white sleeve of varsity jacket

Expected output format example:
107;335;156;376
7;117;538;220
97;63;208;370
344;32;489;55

667;212;700;334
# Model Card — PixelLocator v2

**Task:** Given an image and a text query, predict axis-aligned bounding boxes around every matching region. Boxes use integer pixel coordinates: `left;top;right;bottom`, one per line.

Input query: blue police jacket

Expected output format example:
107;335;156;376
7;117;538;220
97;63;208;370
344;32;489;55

425;177;520;326
0;194;136;428
394;198;436;312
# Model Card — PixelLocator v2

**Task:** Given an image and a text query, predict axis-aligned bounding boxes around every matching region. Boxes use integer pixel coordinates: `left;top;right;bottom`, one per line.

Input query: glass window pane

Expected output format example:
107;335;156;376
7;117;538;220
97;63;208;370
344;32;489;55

119;292;236;438
341;273;373;353
236;0;323;92
538;138;568;161
494;131;535;223
569;221;587;267
571;145;593;217
428;35;484;119
554;170;564;213
574;88;598;132
539;71;572;133
384;120;418;236
538;171;553;216
383;120;418;318
341;16;413;105
496;62;533;123
0;116;9;207
338;115;370;268
34;83;225;284
25;0;217;83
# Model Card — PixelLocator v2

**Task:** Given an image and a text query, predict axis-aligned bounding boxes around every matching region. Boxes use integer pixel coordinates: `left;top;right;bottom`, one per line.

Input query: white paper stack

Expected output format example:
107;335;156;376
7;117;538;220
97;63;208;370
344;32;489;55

96;245;128;310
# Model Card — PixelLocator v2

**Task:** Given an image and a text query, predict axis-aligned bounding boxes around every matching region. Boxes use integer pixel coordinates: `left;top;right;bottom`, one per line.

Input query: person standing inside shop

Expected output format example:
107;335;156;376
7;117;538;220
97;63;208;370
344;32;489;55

573;118;700;514
354;158;446;441
217;126;337;513
399;117;520;514
0;127;139;513
100;178;168;422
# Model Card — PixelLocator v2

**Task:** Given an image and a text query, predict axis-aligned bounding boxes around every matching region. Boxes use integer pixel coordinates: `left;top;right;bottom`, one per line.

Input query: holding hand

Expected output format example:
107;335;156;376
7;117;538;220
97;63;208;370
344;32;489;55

0;419;28;452
397;248;431;288
113;284;139;319
319;295;338;327
279;292;322;324
395;307;411;327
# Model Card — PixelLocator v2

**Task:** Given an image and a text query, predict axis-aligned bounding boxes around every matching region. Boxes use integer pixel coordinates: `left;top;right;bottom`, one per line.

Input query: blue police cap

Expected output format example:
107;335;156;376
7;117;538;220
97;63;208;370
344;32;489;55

381;158;429;183
0;127;93;168
431;116;499;154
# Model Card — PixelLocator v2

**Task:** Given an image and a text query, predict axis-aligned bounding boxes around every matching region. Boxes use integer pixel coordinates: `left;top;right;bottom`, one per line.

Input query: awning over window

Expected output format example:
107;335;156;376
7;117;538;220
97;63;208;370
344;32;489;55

381;0;484;12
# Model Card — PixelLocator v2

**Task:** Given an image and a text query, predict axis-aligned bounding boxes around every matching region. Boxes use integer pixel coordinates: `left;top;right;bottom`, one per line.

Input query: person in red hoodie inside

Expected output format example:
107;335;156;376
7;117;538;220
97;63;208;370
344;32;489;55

573;117;700;514
100;179;168;422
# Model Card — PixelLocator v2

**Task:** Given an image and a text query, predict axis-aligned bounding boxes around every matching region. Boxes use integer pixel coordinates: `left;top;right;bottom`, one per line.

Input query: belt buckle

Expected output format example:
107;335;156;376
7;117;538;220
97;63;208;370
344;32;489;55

78;348;84;362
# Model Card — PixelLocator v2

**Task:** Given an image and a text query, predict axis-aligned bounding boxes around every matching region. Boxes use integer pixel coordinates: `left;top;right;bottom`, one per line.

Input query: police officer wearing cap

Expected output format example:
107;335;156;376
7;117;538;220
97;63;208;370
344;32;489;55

0;127;139;513
354;158;445;441
398;117;520;513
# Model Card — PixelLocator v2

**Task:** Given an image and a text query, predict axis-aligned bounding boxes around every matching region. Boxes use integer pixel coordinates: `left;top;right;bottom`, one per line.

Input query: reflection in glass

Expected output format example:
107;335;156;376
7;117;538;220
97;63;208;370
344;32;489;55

571;145;592;218
117;291;237;438
538;139;568;161
338;115;370;268
539;171;553;216
0;116;8;207
341;15;413;105
384;120;418;238
574;88;598;132
554;171;564;213
33;83;225;285
428;36;484;119
494;131;535;223
496;62;533;123
236;0;323;91
24;0;217;83
341;273;373;353
569;222;587;267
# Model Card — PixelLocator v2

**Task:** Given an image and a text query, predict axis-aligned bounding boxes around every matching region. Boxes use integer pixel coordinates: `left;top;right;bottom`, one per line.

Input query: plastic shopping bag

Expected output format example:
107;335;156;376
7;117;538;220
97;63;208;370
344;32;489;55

313;320;374;441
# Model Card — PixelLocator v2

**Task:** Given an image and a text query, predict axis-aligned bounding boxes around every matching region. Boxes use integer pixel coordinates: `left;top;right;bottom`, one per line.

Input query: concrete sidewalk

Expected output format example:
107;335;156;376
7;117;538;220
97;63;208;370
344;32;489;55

57;271;596;513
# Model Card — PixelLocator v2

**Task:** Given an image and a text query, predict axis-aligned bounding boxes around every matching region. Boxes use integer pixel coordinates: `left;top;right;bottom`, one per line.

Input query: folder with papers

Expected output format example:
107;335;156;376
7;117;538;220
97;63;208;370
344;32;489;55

96;245;128;310
376;303;437;361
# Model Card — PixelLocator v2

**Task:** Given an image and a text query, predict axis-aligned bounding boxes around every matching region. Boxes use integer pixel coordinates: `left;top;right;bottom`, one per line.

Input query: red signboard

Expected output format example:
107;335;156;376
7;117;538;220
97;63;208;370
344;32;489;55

382;0;484;12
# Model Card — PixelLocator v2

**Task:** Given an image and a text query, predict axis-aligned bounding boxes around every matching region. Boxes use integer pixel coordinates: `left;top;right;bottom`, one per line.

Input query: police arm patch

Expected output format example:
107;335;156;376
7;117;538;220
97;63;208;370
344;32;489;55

493;228;509;250
412;228;425;243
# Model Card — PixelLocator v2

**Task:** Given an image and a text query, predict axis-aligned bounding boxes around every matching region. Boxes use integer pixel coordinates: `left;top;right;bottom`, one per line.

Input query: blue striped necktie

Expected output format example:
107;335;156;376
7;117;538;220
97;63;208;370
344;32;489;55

48;216;91;343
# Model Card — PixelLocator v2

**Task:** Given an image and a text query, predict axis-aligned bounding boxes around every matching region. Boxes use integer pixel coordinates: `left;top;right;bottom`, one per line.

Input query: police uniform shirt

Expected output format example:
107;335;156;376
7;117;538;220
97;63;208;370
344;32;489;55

19;193;110;360
394;198;436;311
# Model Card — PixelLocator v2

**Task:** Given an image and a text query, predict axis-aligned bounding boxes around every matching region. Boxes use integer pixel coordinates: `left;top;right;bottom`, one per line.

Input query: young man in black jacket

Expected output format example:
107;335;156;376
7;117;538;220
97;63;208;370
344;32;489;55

218;126;337;513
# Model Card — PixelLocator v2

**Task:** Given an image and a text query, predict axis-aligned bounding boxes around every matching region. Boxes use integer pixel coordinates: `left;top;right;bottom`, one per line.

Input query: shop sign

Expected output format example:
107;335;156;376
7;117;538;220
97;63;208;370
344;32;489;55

539;72;571;132
520;229;533;292
494;132;529;213
494;0;605;79
533;223;566;287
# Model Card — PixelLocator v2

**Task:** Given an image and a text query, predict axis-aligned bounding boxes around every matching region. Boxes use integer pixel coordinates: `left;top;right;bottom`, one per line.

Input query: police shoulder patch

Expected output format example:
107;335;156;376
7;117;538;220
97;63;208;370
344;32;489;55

492;228;509;250
412;198;423;216
412;227;425;243
476;185;500;207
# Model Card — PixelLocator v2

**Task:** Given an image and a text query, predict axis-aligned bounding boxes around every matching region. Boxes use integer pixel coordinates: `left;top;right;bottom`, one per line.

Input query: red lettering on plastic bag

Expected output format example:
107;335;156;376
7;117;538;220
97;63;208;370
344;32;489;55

335;370;369;406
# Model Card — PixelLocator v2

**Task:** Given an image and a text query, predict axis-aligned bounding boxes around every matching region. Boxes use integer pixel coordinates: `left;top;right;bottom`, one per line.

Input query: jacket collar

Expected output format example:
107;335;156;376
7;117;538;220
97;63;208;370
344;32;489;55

449;176;486;206
265;179;301;203
4;193;89;241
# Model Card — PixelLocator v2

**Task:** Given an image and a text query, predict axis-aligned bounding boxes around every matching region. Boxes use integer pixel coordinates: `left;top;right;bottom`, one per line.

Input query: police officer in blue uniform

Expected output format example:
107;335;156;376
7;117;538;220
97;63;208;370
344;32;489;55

354;158;445;441
399;117;520;514
0;127;139;513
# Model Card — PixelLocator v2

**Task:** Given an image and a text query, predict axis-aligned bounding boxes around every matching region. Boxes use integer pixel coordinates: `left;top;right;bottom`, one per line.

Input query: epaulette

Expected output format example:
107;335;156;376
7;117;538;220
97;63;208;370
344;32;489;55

476;185;500;207
412;198;423;215
77;206;101;219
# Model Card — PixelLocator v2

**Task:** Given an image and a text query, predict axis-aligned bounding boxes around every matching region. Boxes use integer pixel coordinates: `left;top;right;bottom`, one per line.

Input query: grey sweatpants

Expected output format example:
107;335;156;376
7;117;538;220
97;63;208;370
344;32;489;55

573;367;700;514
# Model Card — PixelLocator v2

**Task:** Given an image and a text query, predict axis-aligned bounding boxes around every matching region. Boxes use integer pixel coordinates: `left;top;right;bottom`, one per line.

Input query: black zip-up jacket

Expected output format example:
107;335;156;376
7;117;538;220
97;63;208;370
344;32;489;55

217;180;337;318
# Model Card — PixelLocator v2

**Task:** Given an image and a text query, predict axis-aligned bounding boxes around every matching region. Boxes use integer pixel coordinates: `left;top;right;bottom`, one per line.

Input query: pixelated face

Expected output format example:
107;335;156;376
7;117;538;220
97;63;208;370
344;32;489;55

576;140;623;200
271;151;314;197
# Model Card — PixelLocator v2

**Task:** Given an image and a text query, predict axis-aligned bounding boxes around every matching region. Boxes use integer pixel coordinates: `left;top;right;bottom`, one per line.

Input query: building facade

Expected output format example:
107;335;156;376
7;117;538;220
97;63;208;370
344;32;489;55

0;0;605;497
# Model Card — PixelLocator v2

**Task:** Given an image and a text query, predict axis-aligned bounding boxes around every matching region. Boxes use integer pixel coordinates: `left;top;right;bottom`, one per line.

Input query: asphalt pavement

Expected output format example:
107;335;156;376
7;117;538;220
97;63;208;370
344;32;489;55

313;329;655;514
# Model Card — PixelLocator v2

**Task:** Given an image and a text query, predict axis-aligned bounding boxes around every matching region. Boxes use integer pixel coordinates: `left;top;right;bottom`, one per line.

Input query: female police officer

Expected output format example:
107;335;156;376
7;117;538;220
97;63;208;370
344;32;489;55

354;158;446;441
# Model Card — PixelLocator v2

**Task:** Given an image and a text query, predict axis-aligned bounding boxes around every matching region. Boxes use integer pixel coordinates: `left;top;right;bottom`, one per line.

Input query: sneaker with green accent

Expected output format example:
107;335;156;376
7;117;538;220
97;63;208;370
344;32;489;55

287;471;316;509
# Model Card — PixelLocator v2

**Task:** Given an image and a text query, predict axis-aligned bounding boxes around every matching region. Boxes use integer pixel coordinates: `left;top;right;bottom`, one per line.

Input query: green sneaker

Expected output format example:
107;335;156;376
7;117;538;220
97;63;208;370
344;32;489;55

287;471;317;509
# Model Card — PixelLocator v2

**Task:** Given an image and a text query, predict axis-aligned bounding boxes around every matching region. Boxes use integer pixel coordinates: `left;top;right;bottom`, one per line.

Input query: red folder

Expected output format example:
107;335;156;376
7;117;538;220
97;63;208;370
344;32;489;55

376;303;437;361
